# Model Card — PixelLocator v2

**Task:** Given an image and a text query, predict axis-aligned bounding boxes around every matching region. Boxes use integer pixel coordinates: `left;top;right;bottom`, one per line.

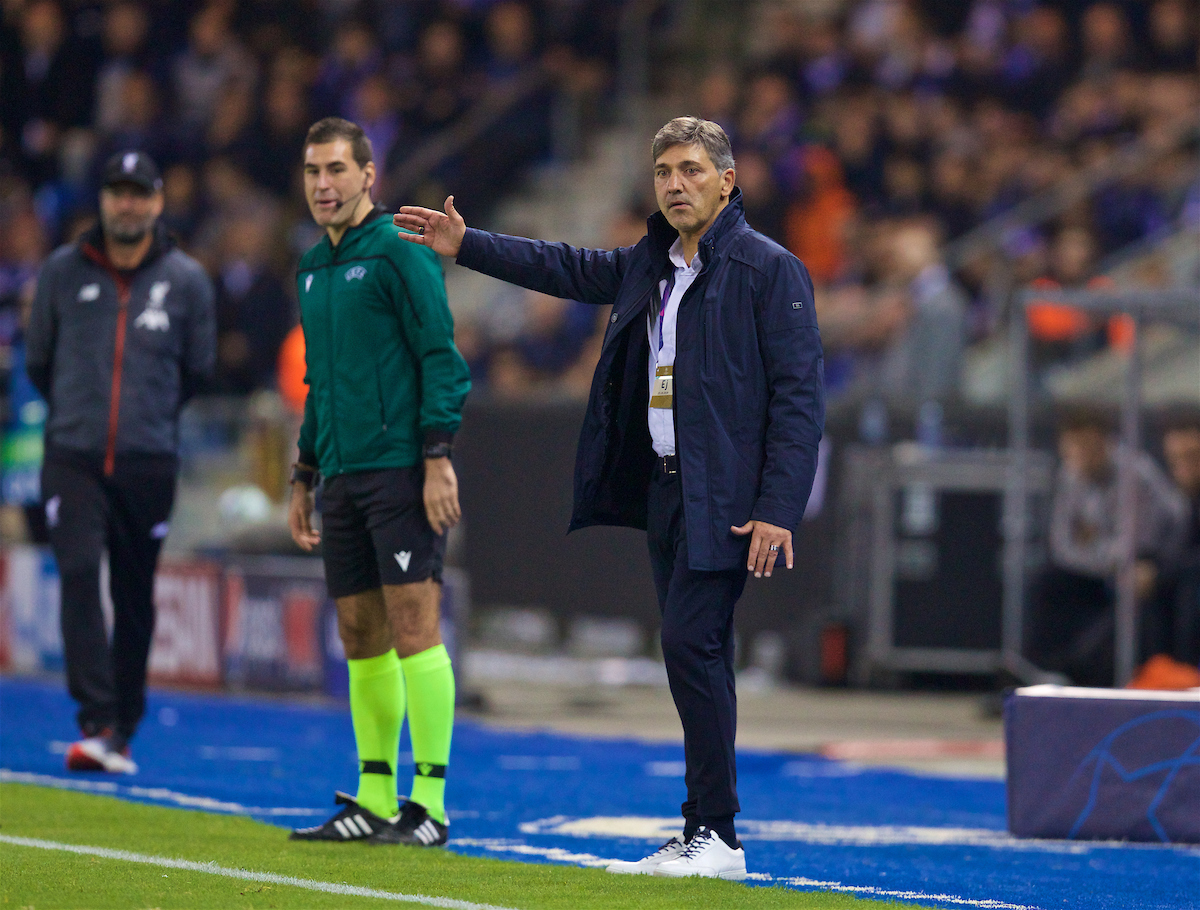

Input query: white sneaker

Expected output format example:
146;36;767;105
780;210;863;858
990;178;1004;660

605;836;688;875
654;827;746;880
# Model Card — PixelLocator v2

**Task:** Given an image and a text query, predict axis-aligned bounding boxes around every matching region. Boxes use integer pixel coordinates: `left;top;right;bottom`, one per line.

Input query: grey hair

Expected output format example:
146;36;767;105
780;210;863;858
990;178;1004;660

652;117;735;173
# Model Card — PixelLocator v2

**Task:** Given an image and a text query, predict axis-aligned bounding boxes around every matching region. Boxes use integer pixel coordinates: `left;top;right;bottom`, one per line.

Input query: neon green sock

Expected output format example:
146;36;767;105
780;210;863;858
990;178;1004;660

401;643;455;823
347;650;404;820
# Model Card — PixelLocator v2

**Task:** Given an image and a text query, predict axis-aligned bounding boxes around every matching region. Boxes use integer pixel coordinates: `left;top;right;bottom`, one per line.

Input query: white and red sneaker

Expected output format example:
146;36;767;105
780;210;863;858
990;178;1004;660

65;733;138;775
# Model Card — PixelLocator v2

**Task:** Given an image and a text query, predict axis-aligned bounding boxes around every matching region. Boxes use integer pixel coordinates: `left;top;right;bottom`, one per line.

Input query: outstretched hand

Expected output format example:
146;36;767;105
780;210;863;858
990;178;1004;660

394;196;467;258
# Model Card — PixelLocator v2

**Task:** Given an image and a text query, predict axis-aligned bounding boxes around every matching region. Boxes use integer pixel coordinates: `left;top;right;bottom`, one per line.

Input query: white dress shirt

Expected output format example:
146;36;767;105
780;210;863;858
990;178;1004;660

648;238;702;457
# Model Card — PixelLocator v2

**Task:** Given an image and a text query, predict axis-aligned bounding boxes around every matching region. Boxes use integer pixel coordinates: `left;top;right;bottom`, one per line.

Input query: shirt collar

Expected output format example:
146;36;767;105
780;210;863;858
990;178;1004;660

667;237;701;271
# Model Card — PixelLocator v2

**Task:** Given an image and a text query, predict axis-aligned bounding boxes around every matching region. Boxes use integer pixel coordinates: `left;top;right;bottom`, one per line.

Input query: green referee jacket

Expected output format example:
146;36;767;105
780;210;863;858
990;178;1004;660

296;207;470;478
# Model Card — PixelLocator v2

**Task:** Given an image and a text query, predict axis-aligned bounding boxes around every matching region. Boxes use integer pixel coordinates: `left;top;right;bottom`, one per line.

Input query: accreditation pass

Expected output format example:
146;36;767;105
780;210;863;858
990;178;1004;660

650;365;673;408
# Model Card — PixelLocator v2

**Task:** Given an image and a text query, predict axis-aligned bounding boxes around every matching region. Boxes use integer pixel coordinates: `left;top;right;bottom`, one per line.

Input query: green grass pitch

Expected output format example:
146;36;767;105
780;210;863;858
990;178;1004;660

0;783;935;909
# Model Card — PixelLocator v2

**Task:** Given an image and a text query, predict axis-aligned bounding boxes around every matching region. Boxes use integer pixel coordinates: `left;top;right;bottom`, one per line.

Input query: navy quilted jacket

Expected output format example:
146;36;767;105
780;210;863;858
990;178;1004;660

457;190;825;570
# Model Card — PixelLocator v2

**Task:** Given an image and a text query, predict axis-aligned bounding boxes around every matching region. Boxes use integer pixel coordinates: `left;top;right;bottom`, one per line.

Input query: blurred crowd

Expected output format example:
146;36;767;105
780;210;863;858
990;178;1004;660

457;0;1200;402
1;0;1198;411
0;0;621;405
703;0;1198;403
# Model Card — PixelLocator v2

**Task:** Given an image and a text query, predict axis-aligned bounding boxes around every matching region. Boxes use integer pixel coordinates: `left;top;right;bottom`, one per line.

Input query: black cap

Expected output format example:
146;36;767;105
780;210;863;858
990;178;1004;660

101;150;162;193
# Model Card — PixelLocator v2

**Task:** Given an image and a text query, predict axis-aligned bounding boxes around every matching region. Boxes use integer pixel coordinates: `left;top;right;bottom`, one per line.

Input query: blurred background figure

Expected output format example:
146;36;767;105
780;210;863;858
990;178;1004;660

210;204;294;395
1141;409;1200;671
1026;408;1188;687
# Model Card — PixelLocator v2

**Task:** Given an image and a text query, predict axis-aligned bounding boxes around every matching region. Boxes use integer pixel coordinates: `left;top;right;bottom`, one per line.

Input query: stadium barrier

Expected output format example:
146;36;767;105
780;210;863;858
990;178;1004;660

0;546;467;696
1005;685;1200;844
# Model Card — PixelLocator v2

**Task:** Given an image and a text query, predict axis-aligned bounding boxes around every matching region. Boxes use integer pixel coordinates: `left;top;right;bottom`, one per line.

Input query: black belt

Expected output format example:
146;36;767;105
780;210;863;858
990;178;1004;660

657;453;679;475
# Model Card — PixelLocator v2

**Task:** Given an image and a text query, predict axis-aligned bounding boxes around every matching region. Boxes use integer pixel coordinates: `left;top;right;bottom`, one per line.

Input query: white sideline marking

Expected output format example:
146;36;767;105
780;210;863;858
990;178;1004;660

0;770;325;816
761;875;1041;910
518;815;1200;854
0;835;521;910
452;839;1041;909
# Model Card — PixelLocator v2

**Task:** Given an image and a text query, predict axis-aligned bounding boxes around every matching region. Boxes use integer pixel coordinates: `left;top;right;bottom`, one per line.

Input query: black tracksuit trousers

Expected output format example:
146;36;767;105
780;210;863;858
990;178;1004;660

41;449;176;741
647;460;748;832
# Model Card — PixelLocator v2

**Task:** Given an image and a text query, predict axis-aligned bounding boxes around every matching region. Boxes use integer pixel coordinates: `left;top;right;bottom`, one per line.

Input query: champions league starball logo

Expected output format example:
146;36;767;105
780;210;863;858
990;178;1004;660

1061;709;1200;843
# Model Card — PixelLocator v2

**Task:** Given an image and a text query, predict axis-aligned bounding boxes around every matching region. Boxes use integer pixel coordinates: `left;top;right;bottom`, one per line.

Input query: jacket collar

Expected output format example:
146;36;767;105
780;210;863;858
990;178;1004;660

324;205;388;251
79;220;174;273
644;186;745;271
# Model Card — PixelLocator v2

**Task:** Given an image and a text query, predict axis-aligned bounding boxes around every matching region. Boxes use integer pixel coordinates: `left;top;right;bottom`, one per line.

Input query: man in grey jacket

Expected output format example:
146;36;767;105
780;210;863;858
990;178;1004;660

25;151;216;773
1026;407;1187;686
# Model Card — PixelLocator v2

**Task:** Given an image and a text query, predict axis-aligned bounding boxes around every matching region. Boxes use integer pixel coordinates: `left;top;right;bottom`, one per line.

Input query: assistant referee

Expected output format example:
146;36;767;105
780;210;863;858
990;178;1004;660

287;117;470;847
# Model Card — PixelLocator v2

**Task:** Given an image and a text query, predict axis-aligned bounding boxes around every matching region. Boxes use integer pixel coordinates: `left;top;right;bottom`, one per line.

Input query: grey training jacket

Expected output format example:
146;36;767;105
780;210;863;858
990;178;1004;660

25;222;216;470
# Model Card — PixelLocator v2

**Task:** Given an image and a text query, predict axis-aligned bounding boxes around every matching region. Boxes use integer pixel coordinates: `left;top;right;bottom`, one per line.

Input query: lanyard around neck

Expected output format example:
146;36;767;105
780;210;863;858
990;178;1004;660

656;270;677;353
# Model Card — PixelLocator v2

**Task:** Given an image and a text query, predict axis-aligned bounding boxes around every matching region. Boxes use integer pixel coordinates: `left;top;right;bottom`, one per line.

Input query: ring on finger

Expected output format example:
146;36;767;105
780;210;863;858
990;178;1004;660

768;544;780;551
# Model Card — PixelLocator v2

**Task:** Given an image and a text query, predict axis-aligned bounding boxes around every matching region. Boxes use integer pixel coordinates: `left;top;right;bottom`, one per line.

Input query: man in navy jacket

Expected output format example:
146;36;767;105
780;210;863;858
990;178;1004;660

395;117;824;879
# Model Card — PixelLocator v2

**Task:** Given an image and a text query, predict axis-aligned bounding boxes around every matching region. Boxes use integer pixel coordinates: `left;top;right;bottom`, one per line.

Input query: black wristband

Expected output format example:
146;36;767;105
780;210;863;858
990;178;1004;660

423;442;453;460
290;462;317;487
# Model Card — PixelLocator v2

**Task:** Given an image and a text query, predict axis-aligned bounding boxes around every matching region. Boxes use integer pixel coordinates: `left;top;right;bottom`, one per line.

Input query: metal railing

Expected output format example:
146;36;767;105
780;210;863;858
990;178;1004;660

942;112;1200;273
1005;286;1200;687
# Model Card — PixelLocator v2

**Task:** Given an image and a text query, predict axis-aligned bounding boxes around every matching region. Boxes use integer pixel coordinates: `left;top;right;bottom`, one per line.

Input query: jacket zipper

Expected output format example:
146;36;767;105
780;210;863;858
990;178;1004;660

326;247;343;468
104;276;132;476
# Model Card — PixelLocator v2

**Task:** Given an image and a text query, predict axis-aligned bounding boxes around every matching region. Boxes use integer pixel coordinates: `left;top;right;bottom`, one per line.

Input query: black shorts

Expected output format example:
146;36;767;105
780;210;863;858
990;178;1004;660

319;467;445;598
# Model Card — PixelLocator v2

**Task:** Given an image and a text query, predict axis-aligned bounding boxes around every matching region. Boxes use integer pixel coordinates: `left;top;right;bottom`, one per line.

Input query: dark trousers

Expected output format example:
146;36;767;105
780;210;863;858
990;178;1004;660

41;450;177;741
647;462;747;827
1026;566;1115;687
1143;553;1200;665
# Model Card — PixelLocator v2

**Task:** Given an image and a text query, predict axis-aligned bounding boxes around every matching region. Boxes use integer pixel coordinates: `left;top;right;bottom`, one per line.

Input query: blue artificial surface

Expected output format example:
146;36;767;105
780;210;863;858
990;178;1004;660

1;676;1197;910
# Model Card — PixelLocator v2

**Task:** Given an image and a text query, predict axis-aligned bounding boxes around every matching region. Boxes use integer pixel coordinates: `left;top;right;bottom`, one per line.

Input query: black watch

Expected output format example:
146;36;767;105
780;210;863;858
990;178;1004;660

423;442;453;459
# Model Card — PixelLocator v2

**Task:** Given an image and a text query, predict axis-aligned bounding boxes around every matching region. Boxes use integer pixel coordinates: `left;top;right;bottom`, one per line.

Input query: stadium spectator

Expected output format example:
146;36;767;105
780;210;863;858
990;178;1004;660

171;4;256;137
1143;409;1200;667
1078;2;1139;81
159;162;203;243
210;204;294;395
783;145;857;283
93;2;156;138
3;0;97;185
312;19;381;122
831;216;966;405
350;73;403;189
24;150;216;773
91;69;175;187
1025;407;1188;687
1001;5;1073;119
246;73;311;198
1146;0;1199;72
399;19;476;142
